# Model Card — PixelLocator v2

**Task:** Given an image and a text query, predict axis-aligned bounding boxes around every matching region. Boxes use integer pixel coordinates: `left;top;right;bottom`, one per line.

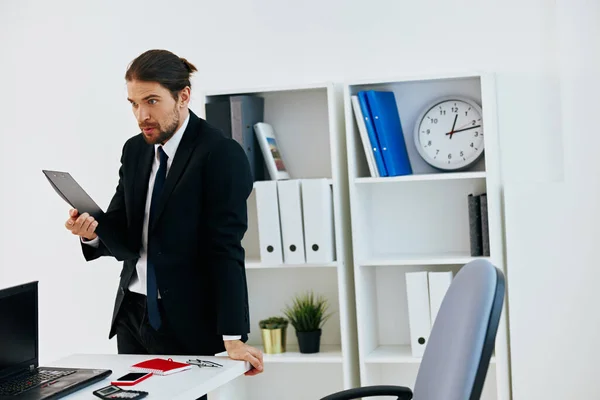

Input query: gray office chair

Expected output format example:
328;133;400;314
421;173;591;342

321;258;505;400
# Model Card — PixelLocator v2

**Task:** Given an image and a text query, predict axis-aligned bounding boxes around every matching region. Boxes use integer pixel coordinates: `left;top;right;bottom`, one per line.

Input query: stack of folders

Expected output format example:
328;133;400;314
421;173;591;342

405;271;453;358
253;179;336;265
351;90;413;178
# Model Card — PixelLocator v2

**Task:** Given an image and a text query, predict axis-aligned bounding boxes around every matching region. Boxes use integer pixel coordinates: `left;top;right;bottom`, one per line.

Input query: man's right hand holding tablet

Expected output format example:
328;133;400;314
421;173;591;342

65;208;98;241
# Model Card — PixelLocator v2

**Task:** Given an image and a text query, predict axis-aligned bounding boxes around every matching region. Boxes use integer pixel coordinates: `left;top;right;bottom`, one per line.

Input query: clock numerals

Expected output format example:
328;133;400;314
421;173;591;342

415;98;483;171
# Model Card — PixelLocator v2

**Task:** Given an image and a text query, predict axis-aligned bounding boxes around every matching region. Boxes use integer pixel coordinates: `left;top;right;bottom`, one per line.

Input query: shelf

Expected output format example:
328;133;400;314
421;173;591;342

255;344;343;364
344;73;505;398
365;345;496;364
245;259;338;269
199;80;360;395
361;253;489;267
365;345;419;364
202;82;331;97
352;178;487;260
252;178;334;190
355;171;486;184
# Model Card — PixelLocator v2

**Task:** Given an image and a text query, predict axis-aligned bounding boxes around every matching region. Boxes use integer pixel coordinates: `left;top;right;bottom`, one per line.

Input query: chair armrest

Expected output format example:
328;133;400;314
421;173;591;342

320;385;413;400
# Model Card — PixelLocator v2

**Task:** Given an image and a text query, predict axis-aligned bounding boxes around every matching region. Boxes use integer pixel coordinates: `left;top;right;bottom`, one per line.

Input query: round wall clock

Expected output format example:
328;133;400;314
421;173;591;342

413;96;484;171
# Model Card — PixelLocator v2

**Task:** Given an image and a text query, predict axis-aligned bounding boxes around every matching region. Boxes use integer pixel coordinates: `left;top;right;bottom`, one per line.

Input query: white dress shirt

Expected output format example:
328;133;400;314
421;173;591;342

84;113;240;341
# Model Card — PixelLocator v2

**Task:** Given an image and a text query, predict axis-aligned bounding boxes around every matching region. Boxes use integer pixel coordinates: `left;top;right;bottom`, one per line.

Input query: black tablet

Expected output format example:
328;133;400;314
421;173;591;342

42;170;104;219
42;169;138;261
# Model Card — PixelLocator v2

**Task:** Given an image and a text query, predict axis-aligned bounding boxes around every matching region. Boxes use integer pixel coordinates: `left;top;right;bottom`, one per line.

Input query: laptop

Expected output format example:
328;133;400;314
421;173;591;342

0;281;112;399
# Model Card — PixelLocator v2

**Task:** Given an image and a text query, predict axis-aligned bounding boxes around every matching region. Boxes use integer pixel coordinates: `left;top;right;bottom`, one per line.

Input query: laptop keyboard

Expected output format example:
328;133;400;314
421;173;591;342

0;369;76;396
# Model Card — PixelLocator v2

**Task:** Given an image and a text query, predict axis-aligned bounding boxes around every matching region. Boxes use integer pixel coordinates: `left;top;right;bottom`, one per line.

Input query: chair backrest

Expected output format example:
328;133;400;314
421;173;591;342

412;259;505;400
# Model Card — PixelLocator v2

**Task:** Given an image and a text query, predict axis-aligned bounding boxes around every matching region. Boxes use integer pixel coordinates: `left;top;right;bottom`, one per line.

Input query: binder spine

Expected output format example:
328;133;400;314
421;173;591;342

480;193;490;256
468;194;483;256
230;98;244;145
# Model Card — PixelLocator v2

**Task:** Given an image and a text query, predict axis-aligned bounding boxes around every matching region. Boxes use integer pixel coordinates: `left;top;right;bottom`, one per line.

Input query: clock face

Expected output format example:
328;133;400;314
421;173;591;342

414;97;484;171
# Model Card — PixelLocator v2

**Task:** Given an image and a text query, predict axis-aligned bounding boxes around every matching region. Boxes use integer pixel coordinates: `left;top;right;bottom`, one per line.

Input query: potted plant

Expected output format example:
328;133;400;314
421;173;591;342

259;316;288;354
283;291;331;354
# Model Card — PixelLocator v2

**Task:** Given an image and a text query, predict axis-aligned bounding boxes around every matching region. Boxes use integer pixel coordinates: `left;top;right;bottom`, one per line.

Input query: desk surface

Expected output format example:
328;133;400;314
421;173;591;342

50;353;250;400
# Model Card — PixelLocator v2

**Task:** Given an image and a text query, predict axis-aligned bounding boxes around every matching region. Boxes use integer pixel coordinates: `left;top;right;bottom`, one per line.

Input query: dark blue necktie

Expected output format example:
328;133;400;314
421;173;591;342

147;146;168;330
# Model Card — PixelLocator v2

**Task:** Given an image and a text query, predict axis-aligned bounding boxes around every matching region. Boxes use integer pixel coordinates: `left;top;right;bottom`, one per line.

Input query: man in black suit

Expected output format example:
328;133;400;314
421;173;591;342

64;50;263;385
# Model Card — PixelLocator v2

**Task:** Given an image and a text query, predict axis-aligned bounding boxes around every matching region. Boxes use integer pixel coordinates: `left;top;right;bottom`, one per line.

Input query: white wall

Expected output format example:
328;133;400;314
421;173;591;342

503;1;600;399
0;0;596;398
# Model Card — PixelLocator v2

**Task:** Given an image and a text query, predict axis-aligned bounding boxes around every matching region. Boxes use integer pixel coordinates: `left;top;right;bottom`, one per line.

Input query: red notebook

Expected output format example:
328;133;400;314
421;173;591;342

129;358;192;376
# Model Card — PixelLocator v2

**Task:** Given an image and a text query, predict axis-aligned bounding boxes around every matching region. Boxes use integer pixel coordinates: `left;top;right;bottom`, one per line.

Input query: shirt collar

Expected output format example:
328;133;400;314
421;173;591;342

155;113;190;160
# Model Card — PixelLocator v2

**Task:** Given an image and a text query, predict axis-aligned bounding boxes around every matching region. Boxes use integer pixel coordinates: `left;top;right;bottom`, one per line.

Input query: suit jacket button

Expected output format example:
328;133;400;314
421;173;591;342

120;287;125;293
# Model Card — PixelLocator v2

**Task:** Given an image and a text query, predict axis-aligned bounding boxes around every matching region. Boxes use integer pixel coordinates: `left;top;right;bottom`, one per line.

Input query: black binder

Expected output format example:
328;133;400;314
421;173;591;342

468;193;483;257
205;95;267;181
42;170;138;261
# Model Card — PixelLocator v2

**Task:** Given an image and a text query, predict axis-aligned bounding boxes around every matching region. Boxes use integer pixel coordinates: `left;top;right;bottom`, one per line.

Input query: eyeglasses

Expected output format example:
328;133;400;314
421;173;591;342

187;359;223;368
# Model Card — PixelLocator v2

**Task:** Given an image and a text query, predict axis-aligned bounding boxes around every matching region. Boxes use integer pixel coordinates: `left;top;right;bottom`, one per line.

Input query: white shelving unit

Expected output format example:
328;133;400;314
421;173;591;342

199;83;359;400
342;72;511;400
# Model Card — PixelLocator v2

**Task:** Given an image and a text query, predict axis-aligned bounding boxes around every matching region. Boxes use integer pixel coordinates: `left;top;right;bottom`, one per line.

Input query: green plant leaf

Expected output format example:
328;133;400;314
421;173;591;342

282;291;332;332
258;316;289;329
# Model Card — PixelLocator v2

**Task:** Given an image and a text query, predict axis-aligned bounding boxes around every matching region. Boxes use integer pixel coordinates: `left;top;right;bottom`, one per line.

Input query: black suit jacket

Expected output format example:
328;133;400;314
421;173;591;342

82;110;253;355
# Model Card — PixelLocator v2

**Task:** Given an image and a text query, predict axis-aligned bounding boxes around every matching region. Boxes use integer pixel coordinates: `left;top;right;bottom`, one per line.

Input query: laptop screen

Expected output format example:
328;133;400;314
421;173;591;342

0;282;37;378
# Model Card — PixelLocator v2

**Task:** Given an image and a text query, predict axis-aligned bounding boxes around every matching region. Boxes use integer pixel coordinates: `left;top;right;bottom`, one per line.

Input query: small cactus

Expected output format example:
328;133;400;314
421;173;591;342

259;316;289;330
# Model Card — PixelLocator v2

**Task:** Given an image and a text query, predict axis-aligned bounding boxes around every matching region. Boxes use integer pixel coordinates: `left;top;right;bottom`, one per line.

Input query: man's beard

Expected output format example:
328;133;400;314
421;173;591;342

141;107;180;145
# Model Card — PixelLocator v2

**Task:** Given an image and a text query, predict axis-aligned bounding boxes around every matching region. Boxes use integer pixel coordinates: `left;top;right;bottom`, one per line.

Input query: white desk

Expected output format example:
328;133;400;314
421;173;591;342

50;354;250;399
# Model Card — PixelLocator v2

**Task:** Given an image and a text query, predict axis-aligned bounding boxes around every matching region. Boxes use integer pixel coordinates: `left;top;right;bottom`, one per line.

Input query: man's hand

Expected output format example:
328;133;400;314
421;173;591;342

65;208;98;240
223;340;264;376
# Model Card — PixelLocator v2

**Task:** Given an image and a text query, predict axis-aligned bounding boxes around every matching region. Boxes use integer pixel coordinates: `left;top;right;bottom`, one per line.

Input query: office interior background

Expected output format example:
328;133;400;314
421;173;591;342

1;0;599;398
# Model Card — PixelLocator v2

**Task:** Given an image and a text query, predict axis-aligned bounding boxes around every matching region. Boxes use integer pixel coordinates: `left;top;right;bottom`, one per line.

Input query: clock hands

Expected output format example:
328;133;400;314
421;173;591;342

448;114;458;139
445;125;481;136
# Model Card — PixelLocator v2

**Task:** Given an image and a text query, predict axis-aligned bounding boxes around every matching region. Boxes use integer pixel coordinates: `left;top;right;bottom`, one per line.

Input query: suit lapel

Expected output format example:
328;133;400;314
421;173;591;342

149;112;200;234
132;142;154;242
